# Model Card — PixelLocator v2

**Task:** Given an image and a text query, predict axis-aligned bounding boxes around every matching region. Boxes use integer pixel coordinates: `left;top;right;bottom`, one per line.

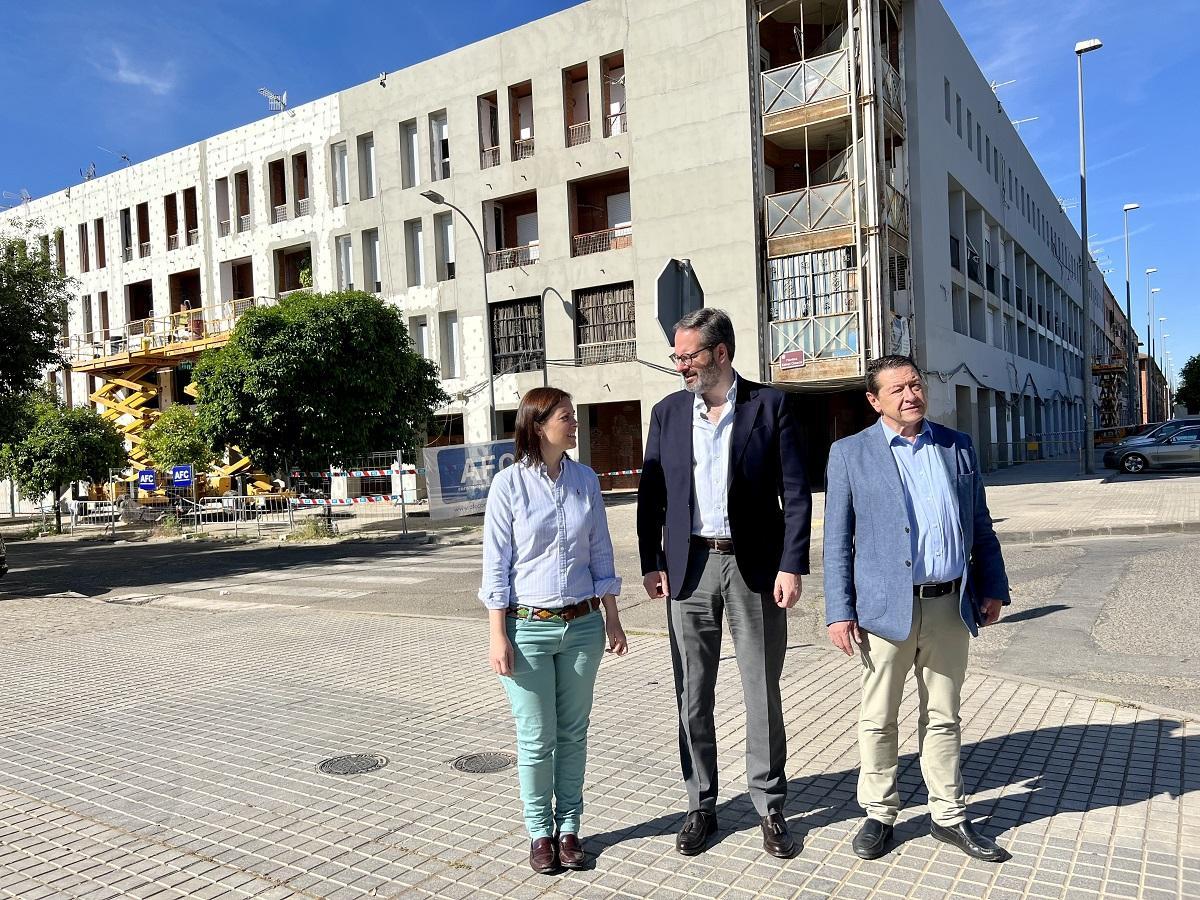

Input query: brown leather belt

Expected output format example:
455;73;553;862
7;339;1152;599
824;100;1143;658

507;597;601;622
914;578;961;600
691;535;734;554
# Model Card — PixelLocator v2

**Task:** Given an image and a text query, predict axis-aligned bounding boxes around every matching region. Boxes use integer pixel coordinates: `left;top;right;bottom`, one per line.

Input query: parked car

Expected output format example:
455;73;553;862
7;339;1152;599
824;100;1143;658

1103;424;1200;474
1110;416;1200;451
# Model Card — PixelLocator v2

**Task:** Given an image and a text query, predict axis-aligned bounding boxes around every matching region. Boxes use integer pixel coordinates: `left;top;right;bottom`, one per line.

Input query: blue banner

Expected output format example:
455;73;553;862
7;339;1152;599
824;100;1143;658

171;464;194;488
137;470;157;490
423;440;516;519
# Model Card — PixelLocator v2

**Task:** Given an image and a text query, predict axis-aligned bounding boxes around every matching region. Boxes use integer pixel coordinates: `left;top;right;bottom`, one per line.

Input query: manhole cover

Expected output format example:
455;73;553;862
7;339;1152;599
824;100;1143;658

317;754;388;775
451;751;517;774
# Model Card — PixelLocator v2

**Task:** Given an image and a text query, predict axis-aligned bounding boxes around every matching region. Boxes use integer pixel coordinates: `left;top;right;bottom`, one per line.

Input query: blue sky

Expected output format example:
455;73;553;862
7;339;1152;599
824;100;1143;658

2;0;1194;381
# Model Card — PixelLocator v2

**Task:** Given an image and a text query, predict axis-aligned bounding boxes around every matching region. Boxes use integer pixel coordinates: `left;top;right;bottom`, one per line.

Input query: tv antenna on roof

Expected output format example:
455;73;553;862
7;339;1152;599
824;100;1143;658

97;146;132;166
1057;197;1079;211
81;162;97;181
990;79;1016;92
1011;116;1039;131
259;87;295;117
2;188;32;206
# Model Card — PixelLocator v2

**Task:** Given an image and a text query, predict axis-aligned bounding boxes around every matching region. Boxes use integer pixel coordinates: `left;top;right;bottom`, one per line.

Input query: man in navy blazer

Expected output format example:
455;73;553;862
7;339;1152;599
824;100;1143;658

638;308;812;859
824;355;1011;863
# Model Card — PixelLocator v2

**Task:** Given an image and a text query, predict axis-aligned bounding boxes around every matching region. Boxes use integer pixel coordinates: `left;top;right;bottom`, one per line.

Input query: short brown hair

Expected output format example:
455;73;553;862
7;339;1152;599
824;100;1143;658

866;355;922;395
514;386;572;465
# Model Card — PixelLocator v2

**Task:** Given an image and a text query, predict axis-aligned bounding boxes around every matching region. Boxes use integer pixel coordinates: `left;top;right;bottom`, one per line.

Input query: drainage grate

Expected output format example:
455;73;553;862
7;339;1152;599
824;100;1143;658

451;751;517;774
317;754;388;776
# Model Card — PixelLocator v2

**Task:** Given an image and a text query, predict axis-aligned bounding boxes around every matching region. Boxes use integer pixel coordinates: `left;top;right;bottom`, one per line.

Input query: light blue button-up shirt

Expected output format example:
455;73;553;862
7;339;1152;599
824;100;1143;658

880;418;966;585
691;375;738;538
478;456;622;610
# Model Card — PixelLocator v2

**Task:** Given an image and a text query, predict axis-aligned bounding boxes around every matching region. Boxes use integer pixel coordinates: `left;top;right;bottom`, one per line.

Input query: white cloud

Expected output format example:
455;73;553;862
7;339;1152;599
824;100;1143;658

1090;223;1153;248
101;47;176;96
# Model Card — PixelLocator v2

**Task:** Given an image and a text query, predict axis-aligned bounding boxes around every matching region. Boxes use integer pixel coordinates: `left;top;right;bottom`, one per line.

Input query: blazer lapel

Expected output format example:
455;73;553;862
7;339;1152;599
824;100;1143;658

870;421;906;508
729;379;761;471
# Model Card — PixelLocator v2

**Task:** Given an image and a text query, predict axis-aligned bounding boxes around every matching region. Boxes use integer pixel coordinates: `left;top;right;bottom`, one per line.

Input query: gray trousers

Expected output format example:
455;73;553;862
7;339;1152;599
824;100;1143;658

667;545;788;817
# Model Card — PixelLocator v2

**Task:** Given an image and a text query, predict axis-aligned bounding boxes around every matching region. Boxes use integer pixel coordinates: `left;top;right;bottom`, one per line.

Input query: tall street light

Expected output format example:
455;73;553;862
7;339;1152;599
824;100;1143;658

1076;37;1102;473
1122;203;1139;424
1158;317;1168;371
420;189;496;441
1144;267;1157;362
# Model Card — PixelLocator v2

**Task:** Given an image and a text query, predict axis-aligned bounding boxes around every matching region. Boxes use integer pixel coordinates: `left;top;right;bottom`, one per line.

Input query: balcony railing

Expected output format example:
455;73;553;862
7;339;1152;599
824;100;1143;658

761;49;850;116
122;247;133;262
139;241;151;258
566;122;591;147
513;137;536;160
58;297;275;364
883;184;909;235
486;242;540;272
186;228;199;246
237;214;251;233
770;313;859;362
295;197;310;217
272;204;288;224
604;112;627;137
572;225;633;257
218;220;230;237
766;182;854;237
480;146;500;169
950;235;962;271
577;338;636;365
167;234;179;251
881;60;905;118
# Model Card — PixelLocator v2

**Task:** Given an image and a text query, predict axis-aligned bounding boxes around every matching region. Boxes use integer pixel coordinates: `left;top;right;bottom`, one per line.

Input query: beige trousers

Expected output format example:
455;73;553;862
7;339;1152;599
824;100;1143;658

857;592;969;826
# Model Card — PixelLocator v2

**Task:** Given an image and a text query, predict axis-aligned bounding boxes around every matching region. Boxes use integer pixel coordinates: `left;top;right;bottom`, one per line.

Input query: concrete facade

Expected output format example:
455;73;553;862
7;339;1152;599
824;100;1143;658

0;0;1136;492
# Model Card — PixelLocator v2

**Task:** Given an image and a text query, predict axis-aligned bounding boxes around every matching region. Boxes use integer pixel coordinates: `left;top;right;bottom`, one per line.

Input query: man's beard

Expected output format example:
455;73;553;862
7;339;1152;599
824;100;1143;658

683;363;719;395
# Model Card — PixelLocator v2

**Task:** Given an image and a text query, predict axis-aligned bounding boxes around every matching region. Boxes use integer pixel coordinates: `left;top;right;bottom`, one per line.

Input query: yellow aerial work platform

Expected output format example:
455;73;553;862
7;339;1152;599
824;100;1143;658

61;298;277;495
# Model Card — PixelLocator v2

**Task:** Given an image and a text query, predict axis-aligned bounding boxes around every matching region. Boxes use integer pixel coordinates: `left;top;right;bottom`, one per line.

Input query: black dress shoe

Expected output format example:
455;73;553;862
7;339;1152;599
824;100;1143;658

760;812;797;858
852;818;894;860
675;810;717;856
930;821;1010;862
529;836;558;874
558;833;587;870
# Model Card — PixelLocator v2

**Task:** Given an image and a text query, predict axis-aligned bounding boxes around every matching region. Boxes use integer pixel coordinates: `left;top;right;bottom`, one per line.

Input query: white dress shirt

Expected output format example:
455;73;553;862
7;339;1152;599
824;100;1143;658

691;375;738;538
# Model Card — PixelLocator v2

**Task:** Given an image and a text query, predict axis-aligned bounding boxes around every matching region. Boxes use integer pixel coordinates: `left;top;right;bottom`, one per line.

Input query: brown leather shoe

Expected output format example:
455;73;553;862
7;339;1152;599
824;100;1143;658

558;833;587;870
529;836;558;874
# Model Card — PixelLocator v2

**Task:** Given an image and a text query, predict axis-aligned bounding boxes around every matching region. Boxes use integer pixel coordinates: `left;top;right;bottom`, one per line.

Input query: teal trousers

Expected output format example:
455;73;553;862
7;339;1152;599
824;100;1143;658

500;611;605;839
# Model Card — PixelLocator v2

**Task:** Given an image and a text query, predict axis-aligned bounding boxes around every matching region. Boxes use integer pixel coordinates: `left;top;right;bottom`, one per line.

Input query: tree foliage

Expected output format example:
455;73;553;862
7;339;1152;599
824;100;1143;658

0;390;125;533
142;404;216;471
193;290;448;472
1175;353;1200;414
0;218;70;442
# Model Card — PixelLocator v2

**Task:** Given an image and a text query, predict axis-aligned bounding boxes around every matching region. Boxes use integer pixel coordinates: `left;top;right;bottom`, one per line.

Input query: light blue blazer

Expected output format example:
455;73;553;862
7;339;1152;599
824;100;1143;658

823;420;1010;642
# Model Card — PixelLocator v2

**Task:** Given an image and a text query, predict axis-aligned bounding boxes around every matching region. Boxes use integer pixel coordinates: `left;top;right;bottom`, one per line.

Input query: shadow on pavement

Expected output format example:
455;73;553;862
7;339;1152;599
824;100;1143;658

996;604;1070;624
587;718;1191;858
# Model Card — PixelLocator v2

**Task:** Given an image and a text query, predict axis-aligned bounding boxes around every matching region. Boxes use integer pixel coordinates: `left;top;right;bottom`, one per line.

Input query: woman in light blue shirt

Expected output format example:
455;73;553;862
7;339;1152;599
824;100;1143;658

480;386;628;874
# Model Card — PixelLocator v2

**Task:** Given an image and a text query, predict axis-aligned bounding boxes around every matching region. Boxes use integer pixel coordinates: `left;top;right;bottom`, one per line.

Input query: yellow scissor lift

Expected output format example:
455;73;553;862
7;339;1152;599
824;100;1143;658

65;298;276;499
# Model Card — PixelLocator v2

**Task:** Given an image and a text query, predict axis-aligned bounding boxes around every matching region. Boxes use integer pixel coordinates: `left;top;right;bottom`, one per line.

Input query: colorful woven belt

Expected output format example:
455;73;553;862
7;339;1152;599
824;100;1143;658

507;597;601;622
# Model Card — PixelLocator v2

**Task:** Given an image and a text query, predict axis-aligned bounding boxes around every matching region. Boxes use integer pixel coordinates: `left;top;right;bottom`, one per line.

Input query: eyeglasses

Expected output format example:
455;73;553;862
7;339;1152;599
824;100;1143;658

669;344;715;366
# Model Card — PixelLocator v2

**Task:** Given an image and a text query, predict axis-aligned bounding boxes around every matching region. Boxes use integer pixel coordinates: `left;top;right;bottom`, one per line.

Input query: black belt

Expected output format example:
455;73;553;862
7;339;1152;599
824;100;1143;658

914;578;961;600
691;535;734;554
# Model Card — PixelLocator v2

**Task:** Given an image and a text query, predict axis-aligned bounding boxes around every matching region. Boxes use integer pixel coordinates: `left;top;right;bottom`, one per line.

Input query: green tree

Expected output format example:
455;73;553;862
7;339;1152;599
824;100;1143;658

0;391;125;533
1174;353;1200;414
193;290;448;472
0;218;70;442
142;404;217;472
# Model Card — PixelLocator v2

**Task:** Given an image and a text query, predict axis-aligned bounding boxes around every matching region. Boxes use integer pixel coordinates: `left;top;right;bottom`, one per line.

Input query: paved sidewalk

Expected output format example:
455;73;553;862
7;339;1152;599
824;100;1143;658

0;598;1196;899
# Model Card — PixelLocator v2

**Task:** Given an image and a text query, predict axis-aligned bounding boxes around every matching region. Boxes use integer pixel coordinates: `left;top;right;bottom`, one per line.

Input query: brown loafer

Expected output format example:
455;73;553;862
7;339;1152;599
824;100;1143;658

529;836;558;874
558;833;587;870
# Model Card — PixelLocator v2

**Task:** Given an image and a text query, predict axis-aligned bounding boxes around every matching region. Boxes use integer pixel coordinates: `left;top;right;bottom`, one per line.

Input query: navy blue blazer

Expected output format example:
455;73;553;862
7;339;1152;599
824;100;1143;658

637;378;812;596
823;419;1011;641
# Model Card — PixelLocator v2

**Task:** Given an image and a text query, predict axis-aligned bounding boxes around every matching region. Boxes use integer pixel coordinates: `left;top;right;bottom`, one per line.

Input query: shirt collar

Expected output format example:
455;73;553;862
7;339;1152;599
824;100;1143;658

879;416;931;447
692;372;739;415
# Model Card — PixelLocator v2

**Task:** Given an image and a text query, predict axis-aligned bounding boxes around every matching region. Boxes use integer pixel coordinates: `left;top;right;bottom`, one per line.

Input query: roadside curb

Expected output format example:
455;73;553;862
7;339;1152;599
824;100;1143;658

997;521;1200;543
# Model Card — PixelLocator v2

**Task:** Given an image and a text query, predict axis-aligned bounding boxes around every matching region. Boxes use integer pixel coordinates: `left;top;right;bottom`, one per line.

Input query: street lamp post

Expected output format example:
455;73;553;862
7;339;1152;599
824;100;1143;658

420;189;496;441
1158;317;1167;371
1075;37;1102;474
1122;203;1139;424
1143;267;1157;422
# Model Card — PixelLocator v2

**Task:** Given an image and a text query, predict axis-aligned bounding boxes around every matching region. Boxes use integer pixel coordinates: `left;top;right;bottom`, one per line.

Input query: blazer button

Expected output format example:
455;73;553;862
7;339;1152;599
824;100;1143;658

905;560;912;567
904;527;911;534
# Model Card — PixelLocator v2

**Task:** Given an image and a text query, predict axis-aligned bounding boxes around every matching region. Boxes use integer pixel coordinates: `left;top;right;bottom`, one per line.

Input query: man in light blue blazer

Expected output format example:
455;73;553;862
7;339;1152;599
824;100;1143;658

824;355;1011;863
